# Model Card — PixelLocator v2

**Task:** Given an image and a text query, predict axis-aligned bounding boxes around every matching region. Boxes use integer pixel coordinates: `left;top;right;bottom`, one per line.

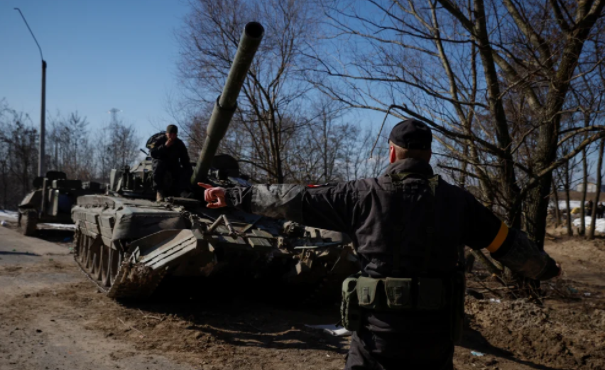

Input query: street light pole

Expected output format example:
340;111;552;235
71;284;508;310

40;59;46;177
14;8;46;177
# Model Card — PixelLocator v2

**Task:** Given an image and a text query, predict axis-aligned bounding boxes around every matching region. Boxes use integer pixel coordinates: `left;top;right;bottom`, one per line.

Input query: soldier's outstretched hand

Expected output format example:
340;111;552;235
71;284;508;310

198;183;227;208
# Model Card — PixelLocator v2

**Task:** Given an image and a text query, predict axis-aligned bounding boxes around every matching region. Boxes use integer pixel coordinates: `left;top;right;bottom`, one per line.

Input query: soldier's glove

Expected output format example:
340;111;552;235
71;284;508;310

491;229;561;281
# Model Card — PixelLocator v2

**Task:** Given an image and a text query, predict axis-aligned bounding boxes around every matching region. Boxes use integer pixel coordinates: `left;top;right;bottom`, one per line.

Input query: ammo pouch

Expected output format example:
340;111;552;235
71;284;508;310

341;274;361;332
356;276;446;311
341;275;448;331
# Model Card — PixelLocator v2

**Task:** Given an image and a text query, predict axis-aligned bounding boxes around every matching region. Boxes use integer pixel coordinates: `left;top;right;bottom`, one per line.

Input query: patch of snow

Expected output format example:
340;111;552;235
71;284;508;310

0;210;18;220
550;201;582;209
572;217;605;233
305;324;352;337
40;223;76;230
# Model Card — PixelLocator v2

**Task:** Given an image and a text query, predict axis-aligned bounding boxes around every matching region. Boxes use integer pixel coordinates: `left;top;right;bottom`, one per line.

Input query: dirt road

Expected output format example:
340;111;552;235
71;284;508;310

0;226;200;370
0;223;603;370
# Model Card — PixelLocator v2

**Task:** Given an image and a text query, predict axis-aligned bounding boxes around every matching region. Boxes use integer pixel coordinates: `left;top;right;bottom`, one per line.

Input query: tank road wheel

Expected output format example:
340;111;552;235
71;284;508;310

109;249;123;286
81;238;90;264
85;237;94;270
101;245;112;287
77;235;88;264
19;210;38;236
91;240;103;281
91;253;98;276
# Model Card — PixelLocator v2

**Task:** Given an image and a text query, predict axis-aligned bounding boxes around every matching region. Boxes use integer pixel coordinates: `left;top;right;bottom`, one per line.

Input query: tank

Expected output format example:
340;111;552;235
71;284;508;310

17;170;103;236
71;22;358;303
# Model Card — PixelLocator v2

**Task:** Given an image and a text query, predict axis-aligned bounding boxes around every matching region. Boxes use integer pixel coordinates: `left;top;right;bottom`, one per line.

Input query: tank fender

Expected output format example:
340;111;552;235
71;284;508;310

128;229;214;271
18;189;42;209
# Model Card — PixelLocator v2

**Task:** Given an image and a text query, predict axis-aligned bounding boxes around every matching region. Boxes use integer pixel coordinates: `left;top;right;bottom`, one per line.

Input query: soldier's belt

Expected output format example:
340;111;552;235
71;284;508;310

358;276;446;311
341;274;460;333
347;276;447;312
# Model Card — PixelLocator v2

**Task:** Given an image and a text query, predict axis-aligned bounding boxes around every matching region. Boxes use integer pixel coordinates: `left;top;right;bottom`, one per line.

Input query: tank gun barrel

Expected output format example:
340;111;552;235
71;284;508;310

192;22;264;185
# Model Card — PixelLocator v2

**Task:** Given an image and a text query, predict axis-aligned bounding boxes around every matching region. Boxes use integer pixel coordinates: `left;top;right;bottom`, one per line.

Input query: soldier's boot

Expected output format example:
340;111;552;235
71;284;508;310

156;190;165;202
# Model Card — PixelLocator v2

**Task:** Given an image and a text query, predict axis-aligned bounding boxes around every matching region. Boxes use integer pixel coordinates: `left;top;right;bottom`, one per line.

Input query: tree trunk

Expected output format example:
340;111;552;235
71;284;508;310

525;110;562;249
322;116;328;183
552;176;561;228
580;146;588;235
466;0;520;227
526;174;555;249
564;160;573;236
522;4;605;248
588;138;605;240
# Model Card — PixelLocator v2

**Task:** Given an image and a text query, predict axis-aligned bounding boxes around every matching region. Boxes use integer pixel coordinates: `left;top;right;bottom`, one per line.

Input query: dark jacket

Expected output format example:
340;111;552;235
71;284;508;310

149;136;192;171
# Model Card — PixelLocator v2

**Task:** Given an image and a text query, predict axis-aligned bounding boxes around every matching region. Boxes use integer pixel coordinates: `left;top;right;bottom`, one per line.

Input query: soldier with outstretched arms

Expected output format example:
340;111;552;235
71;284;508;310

199;119;561;369
185;20;557;369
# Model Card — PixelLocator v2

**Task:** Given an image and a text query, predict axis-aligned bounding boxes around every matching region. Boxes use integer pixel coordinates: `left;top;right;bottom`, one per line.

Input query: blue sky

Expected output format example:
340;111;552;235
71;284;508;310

0;0;402;163
1;0;190;142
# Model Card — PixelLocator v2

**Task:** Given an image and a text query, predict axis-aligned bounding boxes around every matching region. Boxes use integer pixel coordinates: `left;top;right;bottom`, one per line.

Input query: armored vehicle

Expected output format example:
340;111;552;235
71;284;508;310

71;22;358;302
17;170;103;236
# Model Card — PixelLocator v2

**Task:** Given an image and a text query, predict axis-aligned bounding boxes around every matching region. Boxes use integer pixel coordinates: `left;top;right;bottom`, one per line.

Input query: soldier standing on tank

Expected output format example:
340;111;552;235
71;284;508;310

150;124;193;201
199;119;561;370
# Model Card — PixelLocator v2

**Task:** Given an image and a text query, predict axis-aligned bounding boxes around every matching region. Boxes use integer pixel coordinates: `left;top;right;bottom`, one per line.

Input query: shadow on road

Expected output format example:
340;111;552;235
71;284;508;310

34;229;74;243
0;251;41;256
118;276;348;353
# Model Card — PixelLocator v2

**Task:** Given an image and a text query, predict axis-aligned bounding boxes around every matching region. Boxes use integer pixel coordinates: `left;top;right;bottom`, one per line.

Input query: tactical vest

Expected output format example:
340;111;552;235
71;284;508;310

341;172;465;342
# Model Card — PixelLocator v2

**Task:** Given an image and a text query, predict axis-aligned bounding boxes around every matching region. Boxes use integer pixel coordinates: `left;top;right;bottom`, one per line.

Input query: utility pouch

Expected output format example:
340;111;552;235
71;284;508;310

384;277;413;309
417;277;445;310
356;276;382;309
341;275;361;332
450;272;466;343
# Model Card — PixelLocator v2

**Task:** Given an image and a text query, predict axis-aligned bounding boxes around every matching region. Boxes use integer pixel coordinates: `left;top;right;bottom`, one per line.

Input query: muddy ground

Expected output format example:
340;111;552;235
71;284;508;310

0;222;603;370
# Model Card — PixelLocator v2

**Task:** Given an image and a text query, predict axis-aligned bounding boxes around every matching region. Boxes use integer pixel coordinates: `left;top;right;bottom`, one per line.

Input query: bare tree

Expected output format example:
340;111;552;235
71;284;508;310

285;99;353;183
570;62;605;235
95;120;140;183
0;102;39;208
310;0;605;249
550;176;561;228
178;0;324;183
587;55;605;239
588;138;604;239
47;112;95;180
562;157;574;236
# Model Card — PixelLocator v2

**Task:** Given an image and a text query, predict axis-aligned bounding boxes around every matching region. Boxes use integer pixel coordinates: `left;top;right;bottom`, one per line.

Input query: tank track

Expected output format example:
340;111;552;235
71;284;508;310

106;263;167;299
73;232;167;300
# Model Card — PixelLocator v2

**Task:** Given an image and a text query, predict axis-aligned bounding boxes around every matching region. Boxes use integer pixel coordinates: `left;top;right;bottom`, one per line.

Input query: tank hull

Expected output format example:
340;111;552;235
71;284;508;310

72;195;358;301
